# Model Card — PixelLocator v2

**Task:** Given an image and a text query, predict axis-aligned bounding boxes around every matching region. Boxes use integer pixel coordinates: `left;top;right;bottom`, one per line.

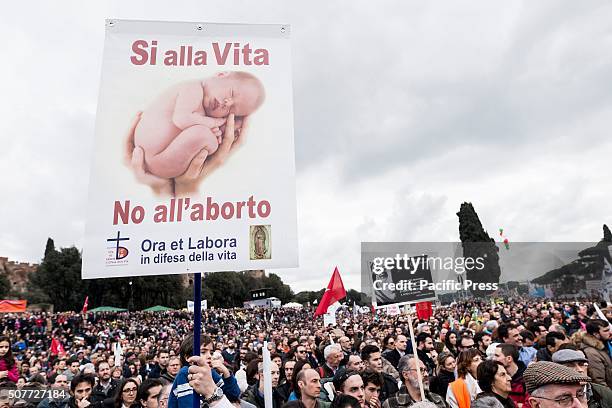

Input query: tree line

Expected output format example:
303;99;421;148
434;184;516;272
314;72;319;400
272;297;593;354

24;238;302;312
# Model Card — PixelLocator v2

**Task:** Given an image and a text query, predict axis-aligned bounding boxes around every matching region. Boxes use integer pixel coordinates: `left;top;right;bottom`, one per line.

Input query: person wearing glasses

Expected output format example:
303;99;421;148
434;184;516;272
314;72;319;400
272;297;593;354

155;384;172;408
524;361;591;408
295;347;309;363
114;379;141;408
457;336;475;354
552;348;612;408
382;355;447;408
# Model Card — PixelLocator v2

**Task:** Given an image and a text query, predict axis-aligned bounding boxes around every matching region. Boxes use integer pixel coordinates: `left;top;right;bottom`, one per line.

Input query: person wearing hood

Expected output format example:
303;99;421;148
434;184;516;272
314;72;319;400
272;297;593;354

577;319;612;388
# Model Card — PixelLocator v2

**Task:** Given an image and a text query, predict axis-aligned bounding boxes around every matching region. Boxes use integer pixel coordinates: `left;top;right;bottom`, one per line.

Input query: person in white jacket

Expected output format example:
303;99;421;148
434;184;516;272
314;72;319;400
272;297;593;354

446;349;483;408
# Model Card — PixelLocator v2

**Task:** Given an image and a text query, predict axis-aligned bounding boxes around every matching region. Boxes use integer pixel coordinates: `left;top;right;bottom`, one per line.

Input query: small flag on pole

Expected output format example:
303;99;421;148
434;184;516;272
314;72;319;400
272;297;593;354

81;296;89;314
50;338;65;356
314;267;347;317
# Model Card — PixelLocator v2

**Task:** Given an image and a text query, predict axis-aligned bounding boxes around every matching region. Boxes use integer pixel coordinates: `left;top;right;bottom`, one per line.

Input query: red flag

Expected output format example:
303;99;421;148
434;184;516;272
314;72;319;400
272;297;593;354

314;267;347;317
81;296;89;314
416;301;433;320
50;338;65;356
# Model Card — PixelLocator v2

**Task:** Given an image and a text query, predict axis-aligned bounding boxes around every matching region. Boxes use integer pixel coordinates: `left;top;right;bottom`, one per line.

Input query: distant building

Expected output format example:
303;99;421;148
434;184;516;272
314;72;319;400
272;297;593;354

242;270;265;279
0;257;38;294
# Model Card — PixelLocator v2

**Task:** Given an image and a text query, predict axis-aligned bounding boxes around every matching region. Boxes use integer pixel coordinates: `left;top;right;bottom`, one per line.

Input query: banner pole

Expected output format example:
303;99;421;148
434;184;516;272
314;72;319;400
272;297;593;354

405;303;425;401
262;341;273;408
193;272;202;408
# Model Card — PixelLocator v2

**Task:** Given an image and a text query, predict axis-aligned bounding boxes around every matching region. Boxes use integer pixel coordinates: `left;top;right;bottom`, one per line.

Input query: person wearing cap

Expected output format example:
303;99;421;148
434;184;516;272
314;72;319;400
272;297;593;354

332;368;366;408
524;361;590;408
552;348;612;408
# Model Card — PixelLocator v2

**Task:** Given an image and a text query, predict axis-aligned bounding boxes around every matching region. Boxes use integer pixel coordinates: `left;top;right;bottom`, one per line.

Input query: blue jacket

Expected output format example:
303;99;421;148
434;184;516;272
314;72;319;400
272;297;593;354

168;366;241;408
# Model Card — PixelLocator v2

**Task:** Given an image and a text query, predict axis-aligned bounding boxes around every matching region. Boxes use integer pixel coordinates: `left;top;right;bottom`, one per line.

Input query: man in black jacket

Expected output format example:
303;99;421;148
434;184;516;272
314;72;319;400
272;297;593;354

92;361;117;403
382;335;408;370
148;349;170;379
67;373;105;408
415;333;436;377
361;345;398;403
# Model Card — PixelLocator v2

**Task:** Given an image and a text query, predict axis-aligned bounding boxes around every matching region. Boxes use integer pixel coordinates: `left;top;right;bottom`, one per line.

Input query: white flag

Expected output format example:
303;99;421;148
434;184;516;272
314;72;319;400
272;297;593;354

113;342;123;367
262;342;273;408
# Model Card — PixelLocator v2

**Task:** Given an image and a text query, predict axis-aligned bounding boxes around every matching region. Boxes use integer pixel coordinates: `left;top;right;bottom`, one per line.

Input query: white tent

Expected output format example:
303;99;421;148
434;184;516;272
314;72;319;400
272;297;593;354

282;302;304;309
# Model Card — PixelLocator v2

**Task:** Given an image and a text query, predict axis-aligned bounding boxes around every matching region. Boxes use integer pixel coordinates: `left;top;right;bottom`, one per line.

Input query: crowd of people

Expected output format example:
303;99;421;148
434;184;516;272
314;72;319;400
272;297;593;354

0;298;610;408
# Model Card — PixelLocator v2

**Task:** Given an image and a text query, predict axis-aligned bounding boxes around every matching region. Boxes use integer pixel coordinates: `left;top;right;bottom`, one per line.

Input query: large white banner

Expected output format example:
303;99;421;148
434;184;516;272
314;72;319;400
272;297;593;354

83;20;298;279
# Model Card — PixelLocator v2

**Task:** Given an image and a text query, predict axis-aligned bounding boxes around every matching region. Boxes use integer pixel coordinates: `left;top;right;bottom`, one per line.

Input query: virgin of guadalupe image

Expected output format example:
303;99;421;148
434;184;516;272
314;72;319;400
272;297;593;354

251;225;270;259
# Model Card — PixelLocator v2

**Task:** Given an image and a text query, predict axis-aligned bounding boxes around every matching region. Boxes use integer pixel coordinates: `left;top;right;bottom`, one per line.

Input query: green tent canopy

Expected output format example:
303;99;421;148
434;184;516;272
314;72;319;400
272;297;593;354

88;306;128;313
143;305;174;312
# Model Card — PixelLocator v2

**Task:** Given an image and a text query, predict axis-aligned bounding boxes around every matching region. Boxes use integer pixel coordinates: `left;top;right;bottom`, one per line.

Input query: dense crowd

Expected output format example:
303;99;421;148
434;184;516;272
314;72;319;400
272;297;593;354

0;298;610;408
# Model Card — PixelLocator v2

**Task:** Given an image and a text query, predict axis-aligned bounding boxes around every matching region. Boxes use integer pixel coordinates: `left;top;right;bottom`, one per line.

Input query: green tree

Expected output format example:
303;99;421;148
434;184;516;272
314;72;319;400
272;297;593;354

203;272;247;308
0;274;10;298
30;246;84;311
346;289;370;306
30;238;190;311
293;290;324;304
457;202;501;297
263;273;293;303
44;238;55;258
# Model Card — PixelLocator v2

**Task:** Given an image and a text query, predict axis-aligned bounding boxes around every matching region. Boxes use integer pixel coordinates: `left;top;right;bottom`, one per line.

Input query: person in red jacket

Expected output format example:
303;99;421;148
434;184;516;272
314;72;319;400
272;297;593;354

0;336;19;385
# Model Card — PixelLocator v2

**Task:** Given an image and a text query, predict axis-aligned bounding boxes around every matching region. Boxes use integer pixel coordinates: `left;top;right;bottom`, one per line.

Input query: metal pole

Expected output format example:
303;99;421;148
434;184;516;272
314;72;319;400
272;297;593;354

193;272;202;408
406;303;426;401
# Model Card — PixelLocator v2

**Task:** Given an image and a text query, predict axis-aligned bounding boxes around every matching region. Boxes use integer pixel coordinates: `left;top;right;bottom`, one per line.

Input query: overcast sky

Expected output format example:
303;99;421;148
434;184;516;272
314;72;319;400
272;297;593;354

1;1;611;293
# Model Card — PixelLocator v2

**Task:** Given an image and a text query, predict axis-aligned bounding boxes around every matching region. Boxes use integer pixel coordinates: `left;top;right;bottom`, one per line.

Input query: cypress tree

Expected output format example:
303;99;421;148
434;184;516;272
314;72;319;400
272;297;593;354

457;202;501;297
44;237;55;259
